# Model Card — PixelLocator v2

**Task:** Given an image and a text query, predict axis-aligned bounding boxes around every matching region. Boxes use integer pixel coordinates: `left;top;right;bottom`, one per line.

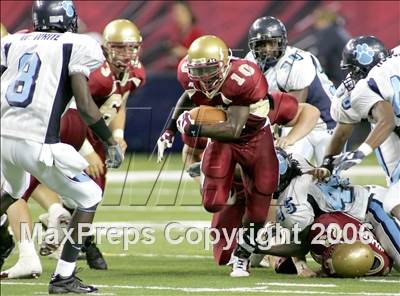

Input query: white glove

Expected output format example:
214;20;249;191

157;129;175;163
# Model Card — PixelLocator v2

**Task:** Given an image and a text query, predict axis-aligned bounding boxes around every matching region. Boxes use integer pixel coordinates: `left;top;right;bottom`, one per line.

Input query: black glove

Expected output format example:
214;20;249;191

321;155;335;173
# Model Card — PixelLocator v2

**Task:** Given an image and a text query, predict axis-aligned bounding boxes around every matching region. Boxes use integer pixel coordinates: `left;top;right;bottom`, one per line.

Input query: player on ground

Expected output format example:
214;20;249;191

245;16;336;165
315;36;399;220
237;150;399;275
1;19;145;277
1;1;123;293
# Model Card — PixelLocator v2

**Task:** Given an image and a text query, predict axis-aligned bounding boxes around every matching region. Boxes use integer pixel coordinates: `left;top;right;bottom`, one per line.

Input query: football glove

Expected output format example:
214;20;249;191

105;144;124;168
333;150;365;172
157;129;175;163
176;111;194;135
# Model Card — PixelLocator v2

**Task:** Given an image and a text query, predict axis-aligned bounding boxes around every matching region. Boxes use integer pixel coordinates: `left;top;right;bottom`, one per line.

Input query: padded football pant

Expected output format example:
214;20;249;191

22;109;107;202
201;127;278;224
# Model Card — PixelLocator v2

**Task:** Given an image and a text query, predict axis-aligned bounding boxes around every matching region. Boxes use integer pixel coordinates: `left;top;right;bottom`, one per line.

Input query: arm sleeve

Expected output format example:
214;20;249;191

69;35;104;77
277;54;316;91
268;92;299;125
351;79;383;119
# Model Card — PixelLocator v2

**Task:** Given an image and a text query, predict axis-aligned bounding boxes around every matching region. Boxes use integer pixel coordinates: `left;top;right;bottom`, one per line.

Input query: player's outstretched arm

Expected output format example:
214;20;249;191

71;73;123;168
157;91;193;162
364;101;396;149
71;73;115;145
276;103;320;148
309;122;354;180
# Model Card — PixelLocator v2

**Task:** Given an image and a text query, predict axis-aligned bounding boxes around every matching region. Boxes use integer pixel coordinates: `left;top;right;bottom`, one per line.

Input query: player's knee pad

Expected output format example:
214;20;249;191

202;186;227;213
75;182;102;209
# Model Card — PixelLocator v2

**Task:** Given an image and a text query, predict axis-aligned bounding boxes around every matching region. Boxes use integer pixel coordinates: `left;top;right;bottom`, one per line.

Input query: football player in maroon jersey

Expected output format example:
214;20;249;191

1;19;145;278
160;35;279;276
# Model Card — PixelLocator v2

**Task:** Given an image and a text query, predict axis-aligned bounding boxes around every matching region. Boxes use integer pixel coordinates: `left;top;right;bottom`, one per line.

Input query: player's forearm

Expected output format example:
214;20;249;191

71;74;115;145
198;106;249;141
199;121;242;141
364;101;396;149
171;91;193;120
71;74;103;125
325;122;354;156
109;104;126;136
285;103;320;143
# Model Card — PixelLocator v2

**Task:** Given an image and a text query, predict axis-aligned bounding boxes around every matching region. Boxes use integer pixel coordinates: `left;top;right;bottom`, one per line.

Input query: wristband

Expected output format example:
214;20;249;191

357;143;373;156
89;118;113;143
112;128;124;139
187;124;201;137
79;139;94;157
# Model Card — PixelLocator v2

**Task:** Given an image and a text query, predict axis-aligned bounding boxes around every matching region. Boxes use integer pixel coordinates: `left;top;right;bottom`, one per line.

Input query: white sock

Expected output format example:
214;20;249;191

48;203;67;218
18;240;37;257
55;259;76;278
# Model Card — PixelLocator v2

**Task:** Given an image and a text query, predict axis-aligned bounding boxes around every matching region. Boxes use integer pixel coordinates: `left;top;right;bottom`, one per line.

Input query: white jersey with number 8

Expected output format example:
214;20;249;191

1;31;104;144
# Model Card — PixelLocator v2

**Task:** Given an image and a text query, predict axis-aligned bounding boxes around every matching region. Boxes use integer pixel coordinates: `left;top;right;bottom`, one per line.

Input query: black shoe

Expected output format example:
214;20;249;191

0;225;15;270
84;243;107;270
48;272;98;294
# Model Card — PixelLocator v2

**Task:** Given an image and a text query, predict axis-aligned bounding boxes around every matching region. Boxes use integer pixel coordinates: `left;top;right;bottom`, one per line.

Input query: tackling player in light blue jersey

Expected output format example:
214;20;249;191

318;36;399;223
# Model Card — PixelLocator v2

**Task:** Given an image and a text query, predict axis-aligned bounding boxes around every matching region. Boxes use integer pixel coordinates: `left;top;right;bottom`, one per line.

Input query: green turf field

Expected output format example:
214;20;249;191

1;154;399;296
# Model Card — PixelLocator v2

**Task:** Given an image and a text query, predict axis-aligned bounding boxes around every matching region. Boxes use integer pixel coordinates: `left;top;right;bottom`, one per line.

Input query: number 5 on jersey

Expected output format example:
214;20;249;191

6;52;42;108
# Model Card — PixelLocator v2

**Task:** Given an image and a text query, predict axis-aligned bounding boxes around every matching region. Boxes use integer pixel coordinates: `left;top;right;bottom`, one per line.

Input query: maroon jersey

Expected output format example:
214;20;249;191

309;212;392;276
89;61;146;122
268;92;298;125
177;57;270;141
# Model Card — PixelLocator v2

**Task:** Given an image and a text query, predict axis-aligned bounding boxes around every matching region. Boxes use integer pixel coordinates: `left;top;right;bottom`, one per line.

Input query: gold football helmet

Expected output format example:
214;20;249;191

1;23;8;38
187;35;231;97
330;241;374;277
103;19;142;69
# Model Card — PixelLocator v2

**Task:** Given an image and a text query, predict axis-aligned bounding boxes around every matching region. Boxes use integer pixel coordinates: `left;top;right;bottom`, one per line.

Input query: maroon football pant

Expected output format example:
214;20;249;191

201;127;278;223
22;109;106;201
202;127;278;264
211;180;246;265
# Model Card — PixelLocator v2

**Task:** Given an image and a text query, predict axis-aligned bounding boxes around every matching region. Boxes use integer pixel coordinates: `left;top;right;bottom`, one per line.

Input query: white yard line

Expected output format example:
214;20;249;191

360;279;400;283
93;220;210;230
107;166;384;183
256;282;337;287
102;252;213;259
2;282;399;295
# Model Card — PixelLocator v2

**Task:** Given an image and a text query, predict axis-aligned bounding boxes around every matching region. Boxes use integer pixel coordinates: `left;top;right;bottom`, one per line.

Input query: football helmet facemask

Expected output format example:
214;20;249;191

275;148;302;193
248;16;288;72
187;35;231;98
103;19;142;70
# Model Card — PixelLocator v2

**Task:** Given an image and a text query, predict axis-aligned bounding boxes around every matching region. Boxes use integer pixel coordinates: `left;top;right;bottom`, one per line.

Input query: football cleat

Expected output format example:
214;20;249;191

83;237;108;270
49;271;97;294
1;253;42;279
229;254;250;277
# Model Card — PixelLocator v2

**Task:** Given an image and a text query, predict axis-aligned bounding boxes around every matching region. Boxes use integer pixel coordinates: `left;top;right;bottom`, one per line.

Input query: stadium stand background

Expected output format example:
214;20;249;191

1;1;399;152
